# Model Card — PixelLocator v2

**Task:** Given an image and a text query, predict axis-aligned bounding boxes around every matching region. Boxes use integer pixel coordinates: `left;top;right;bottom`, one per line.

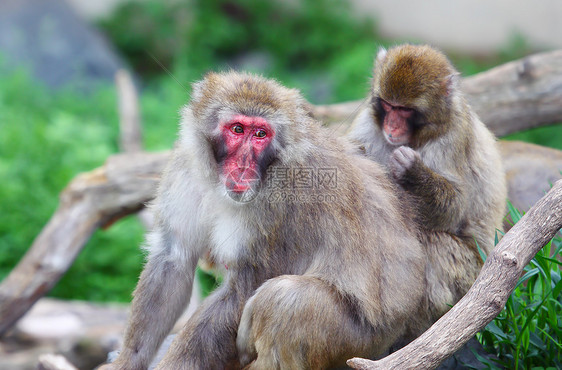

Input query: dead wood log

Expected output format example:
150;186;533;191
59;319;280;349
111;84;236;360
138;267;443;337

500;140;562;213
313;49;562;137
347;179;562;370
37;354;78;370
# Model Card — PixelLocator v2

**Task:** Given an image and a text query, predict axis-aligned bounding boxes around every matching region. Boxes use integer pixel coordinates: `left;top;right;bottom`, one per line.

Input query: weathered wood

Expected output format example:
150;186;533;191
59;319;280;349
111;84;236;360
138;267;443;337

347;179;562;370
500;140;562;213
312;49;562;137
115;69;142;153
0;152;169;336
37;354;78;370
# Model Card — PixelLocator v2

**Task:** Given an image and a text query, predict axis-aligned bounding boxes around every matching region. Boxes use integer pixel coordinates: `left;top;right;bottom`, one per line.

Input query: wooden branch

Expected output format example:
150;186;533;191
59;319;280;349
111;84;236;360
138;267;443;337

0;152;169;336
38;354;78;370
500;140;562;213
347;179;562;370
115;69;143;153
313;49;562;137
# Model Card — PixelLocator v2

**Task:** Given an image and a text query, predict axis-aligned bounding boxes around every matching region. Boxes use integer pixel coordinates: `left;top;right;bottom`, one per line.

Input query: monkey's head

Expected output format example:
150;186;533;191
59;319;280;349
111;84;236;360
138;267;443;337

181;71;314;202
371;44;460;148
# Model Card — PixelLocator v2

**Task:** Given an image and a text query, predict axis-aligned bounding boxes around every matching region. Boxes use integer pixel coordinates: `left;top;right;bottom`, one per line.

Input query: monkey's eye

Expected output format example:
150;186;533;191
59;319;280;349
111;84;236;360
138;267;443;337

231;124;244;134
254;129;267;138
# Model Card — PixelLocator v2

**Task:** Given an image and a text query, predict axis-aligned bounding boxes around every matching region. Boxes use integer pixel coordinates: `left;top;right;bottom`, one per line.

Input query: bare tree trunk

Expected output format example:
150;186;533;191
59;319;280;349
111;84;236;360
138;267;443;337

347;180;562;370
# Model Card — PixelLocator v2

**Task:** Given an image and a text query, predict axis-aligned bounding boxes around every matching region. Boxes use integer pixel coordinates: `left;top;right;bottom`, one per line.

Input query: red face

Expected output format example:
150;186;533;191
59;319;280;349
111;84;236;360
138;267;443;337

220;114;275;194
380;99;414;146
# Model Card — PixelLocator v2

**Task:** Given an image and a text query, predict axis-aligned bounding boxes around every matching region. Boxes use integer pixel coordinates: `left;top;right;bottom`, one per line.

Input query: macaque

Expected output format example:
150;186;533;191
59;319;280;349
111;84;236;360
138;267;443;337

347;44;507;258
100;71;489;370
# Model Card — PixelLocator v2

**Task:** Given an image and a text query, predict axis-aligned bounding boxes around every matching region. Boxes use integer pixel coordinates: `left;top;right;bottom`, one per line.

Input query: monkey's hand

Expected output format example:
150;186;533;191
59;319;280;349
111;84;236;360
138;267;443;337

390;146;421;180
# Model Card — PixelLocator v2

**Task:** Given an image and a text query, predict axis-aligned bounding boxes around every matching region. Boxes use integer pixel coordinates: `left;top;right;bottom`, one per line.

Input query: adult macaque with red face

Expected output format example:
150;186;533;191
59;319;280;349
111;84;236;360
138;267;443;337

216;114;275;200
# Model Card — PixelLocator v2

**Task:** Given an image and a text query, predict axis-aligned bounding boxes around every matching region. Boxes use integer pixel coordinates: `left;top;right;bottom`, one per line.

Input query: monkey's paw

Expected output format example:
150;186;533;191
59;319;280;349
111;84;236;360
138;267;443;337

390;146;420;179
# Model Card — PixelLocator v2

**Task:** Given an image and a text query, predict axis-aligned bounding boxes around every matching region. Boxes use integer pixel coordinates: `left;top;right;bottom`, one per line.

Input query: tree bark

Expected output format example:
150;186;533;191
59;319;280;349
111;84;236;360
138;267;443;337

347;179;562;370
115;69;143;153
313;49;562;137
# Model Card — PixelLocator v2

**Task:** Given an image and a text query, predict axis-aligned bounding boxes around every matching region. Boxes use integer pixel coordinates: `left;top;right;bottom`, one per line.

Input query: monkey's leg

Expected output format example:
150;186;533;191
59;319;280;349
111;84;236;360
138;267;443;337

237;275;378;370
156;270;260;370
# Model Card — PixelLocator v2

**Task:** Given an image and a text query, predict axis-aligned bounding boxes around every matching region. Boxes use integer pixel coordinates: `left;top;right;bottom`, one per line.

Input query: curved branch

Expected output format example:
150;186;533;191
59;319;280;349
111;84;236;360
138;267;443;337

0;152;169;336
313;49;562;136
348;179;562;370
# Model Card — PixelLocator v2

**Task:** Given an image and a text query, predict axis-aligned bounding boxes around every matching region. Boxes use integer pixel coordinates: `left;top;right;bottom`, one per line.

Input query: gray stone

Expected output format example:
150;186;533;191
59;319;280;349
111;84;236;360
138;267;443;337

0;0;125;90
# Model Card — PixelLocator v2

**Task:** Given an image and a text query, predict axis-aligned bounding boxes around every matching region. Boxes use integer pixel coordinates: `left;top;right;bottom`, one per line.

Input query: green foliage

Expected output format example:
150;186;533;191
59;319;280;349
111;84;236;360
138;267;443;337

50;217;145;301
476;203;562;368
99;0;380;103
503;124;562;151
0;69;150;302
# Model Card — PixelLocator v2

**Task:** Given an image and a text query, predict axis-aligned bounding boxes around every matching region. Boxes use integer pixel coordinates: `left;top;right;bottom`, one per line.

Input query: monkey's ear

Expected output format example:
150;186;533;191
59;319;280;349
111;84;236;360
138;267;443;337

190;80;205;104
375;47;388;66
443;73;460;96
191;72;220;104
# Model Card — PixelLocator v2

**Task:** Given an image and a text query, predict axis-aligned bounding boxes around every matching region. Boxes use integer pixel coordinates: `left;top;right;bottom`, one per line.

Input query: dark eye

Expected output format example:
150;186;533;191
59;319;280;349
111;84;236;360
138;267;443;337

254;129;267;138
231;124;244;134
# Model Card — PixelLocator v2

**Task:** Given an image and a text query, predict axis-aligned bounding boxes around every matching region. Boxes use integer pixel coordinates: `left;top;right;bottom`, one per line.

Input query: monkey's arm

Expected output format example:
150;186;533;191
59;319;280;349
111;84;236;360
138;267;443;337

156;269;259;369
108;233;199;370
391;147;466;231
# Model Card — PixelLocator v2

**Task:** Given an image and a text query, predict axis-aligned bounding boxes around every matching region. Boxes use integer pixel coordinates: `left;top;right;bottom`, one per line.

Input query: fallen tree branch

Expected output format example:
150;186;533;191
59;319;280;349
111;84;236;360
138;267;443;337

347;179;562;370
313;49;562;137
37;354;78;370
0;152;169;336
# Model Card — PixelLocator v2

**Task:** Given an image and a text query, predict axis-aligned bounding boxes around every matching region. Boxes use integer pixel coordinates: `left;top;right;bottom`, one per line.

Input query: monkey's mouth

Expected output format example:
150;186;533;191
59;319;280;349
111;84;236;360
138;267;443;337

225;167;260;194
383;122;410;146
384;133;409;146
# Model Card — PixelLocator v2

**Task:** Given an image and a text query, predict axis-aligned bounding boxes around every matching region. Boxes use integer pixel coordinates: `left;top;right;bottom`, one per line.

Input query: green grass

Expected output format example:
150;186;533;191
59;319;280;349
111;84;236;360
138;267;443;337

475;203;562;369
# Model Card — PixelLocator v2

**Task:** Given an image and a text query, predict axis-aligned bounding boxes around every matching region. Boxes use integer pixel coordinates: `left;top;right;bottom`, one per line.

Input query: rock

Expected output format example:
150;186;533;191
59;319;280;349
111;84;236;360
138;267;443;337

0;0;125;90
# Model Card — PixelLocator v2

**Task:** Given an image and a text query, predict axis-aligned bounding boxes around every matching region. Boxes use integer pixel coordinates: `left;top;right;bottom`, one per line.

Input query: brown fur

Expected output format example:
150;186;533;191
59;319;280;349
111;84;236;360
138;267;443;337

102;71;501;370
348;44;507;337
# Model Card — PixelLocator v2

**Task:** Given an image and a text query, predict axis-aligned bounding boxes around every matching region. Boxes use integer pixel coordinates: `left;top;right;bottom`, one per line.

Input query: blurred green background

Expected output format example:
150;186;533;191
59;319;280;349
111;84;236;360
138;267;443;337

0;0;560;303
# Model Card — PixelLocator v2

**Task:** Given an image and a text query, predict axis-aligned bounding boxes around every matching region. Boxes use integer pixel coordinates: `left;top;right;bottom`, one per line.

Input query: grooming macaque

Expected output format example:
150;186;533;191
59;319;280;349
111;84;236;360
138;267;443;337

100;71;492;370
348;44;506;257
